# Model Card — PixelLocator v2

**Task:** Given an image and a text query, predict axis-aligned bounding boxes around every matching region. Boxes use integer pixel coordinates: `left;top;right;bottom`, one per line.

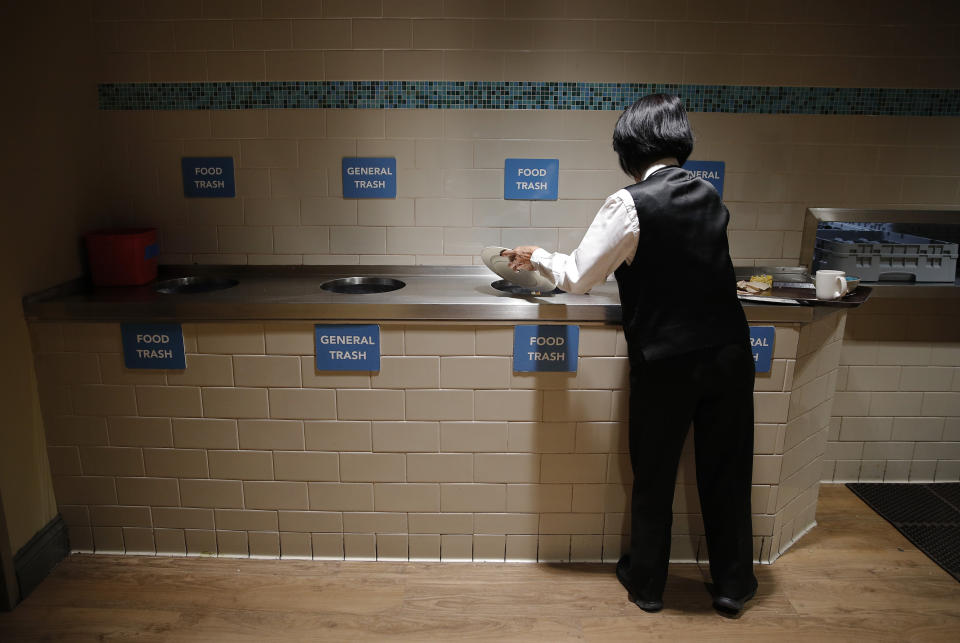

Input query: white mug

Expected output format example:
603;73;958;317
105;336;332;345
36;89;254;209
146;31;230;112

815;270;848;300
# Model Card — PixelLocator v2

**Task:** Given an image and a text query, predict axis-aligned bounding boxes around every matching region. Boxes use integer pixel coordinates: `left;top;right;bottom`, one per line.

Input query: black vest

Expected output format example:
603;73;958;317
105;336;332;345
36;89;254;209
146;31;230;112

614;166;748;362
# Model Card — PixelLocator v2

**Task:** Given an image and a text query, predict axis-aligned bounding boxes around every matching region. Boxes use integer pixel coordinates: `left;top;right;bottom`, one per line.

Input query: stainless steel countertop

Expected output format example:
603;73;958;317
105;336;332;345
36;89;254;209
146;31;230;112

22;265;842;324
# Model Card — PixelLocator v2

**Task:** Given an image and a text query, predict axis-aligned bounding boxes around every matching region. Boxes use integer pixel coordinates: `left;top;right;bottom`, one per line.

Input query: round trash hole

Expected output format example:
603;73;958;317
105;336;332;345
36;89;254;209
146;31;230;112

490;279;562;296
320;277;406;294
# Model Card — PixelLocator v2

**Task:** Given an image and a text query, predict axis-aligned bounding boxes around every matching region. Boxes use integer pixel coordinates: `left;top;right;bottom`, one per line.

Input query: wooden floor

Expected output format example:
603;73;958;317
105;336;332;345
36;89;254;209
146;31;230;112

1;485;958;642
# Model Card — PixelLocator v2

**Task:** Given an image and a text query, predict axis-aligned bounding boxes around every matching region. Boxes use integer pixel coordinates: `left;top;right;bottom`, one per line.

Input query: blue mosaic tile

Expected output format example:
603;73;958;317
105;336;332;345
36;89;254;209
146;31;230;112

97;81;960;116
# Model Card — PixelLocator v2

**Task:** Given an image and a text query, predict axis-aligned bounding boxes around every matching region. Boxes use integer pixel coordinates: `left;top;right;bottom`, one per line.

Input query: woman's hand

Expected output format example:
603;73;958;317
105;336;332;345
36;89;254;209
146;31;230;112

503;245;541;271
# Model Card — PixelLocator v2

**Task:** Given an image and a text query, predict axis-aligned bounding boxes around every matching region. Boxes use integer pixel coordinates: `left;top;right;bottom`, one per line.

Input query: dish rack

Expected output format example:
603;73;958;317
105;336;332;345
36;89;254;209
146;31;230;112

813;229;958;282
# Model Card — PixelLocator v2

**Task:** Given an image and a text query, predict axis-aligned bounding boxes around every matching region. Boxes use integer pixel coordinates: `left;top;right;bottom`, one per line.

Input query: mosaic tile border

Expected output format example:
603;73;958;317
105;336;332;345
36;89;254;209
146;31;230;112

98;81;959;116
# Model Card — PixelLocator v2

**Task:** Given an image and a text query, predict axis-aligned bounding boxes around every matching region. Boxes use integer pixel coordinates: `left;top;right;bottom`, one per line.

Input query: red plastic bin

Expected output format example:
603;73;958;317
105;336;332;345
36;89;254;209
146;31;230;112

84;228;159;286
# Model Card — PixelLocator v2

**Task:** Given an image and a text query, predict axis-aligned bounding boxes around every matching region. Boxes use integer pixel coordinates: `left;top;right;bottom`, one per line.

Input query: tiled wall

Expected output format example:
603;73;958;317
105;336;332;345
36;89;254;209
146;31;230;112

824;298;960;482
88;1;960;268
33;319;838;562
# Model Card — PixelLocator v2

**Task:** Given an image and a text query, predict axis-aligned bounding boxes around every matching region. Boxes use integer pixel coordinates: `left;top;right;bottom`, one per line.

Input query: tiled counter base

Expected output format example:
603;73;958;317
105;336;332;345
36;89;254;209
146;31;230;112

31;313;845;565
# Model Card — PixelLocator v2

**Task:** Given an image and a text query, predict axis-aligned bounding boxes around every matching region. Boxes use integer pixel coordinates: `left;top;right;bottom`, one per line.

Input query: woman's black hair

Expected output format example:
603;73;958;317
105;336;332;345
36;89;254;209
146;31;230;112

612;94;694;178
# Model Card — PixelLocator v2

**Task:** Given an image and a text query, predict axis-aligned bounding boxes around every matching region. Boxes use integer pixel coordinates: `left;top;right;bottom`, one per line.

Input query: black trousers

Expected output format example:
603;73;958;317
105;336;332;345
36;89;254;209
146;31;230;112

624;340;757;600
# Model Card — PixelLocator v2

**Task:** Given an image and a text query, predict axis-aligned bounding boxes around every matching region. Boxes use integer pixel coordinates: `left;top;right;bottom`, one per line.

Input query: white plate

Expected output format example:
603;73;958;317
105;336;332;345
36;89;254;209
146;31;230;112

480;246;556;291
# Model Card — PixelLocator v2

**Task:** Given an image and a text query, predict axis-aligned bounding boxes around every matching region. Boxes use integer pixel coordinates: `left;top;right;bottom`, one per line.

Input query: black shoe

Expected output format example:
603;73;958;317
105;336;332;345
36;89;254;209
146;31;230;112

710;580;758;616
616;555;663;613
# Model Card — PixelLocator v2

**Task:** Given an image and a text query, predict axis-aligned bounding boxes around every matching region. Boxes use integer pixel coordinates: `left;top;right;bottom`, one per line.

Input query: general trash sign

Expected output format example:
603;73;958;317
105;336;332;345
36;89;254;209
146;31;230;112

750;326;775;373
342;157;397;199
315;324;380;371
682;160;725;198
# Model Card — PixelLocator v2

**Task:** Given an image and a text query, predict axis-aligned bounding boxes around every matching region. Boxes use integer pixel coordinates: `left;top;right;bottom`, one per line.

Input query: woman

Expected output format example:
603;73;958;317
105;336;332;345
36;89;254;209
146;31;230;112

505;94;758;616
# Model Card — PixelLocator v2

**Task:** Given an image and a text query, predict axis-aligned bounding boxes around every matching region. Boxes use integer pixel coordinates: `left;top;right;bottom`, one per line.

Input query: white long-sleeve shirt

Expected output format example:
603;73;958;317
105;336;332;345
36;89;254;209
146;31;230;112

530;160;677;294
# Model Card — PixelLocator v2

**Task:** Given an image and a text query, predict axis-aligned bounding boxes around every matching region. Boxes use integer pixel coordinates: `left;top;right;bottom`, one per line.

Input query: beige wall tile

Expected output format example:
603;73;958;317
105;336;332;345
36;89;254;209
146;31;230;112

280;531;311;559
341;453;405;482
153;507;215;530
473;534;505;562
265;51;325;80
47;447;82;476
196;323;265;354
291;18;350;48
72;385;138;416
312;533;344;560
869;392;923;417
412;18;472;48
330;227;387;254
374;483;441;512
180;479;244;509
538;534;571;562
218;226;274;254
505;534;538;562
407;453;473;482
273;451;339;481
542;390;612;422
372;422;439;452
308;482;374;511
52;476;117;506
270;169;328;197
506;484;572;513
232;356;301;388
338;390;405;421
408;513;473;534
371;357;439;389
243;481;308;510
144;448;209;478
540;454;607;484
173;418;238;449
79;447;144;476
153;528;185;555
441;534;473;561
116;477;180;507
108;417;173;447
440;356;510;389
36;353;100;386
406;390;473;421
269;388;336;420
202;387;270;419
263;323;314;355
305;420;372;451
216;531;249;558
342;512;407;533
441;484;506;512
376;534;409;561
405;327;475;355
215;509;279;532
475;391;541;421
209;450;274;480
476;454;541;483
277;510;341;533
239;419;305;450
507;422;576;453
137;386;203;418
248;531;280;558
437;421;506;452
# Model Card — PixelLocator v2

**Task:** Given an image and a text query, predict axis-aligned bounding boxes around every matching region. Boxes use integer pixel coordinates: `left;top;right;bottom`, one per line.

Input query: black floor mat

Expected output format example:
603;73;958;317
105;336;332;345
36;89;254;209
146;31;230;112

847;483;960;582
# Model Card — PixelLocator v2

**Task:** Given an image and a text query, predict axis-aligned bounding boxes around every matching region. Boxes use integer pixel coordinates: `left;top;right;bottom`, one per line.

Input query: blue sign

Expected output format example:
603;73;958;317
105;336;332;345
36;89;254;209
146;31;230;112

504;158;559;200
683;160;725;198
750;326;775;373
181;157;235;198
316;324;380;371
342;157;397;199
513;325;578;372
121;323;186;370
